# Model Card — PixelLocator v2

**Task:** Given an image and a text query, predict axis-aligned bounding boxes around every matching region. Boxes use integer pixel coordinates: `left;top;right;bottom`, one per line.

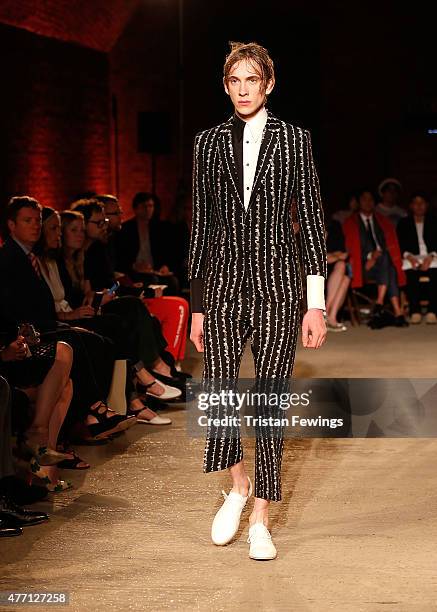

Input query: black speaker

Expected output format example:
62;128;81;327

137;111;172;154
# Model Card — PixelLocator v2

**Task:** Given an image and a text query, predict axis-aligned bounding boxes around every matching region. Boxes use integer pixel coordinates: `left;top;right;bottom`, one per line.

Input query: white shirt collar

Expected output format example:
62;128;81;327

359;212;373;225
244;106;267;143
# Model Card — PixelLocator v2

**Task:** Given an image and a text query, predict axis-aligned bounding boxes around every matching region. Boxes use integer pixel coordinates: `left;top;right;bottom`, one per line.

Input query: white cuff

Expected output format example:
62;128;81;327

307;275;325;310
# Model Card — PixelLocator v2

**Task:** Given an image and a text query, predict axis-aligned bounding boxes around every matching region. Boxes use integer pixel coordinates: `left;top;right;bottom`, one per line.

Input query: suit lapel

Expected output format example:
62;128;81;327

217;118;244;210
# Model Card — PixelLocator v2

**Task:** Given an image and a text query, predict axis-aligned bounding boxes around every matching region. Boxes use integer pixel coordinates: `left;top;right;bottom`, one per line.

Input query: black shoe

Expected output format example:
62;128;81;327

395;315;409;327
0;494;49;527
0;476;48;505
0;518;22;537
160;350;192;379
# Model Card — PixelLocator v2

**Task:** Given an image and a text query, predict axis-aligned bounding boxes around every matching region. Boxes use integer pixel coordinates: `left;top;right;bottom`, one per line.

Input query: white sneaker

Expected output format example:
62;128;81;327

247;523;277;560
211;476;252;545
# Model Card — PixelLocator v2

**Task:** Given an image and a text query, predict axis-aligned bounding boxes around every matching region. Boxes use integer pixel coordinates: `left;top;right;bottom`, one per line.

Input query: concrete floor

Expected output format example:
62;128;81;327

1;324;437;612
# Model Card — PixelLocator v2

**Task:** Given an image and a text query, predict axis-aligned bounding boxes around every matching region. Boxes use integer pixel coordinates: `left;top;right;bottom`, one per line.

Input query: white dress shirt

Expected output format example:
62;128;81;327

402;220;437;270
241;106;325;310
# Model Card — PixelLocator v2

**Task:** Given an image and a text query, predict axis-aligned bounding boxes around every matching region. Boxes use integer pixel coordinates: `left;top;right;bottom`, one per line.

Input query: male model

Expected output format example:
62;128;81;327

188;42;327;560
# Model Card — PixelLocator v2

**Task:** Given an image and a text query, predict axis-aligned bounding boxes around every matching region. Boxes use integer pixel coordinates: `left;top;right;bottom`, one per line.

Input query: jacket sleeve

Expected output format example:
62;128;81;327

295;127;327;279
188;131;212;313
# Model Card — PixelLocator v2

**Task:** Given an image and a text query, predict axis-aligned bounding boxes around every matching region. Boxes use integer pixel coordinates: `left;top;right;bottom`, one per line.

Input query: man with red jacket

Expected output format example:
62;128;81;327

343;189;408;328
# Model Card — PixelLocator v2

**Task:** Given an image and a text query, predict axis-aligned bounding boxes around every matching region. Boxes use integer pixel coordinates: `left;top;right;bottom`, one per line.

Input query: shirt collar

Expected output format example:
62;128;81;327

360;212;373;225
12;237;32;255
232;106;267;143
245;106;268;143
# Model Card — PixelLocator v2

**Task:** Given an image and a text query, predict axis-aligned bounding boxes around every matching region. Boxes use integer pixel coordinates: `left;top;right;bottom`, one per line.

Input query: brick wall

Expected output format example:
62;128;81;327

0;23;111;210
109;1;180;219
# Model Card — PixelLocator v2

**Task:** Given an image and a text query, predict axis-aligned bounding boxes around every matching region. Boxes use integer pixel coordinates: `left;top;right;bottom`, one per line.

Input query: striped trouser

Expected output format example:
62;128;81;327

201;277;300;501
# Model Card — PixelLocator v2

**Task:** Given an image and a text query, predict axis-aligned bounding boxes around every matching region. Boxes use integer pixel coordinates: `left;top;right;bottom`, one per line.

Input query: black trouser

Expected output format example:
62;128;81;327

405;269;437;314
101;296;167;366
364;251;399;298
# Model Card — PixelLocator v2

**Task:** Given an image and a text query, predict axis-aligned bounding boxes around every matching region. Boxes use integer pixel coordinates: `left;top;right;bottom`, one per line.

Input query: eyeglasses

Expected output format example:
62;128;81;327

88;218;109;228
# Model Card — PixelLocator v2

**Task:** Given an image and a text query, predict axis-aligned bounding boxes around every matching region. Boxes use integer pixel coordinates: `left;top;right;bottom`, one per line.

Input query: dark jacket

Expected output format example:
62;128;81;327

396;214;437;256
0;238;57;332
114;217;171;275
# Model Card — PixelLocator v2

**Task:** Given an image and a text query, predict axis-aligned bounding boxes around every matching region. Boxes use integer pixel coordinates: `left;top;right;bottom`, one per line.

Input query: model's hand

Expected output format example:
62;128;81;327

302;309;326;349
190;312;205;352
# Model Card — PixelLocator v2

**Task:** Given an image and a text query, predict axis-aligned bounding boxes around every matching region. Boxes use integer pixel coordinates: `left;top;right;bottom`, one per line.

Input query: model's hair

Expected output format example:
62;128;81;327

60;210;85;290
223;41;275;95
6;196;42;222
70;198;103;222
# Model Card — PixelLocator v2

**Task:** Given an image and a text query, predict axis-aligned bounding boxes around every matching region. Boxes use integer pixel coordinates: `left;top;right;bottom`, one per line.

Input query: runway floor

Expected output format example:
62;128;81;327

1;324;437;611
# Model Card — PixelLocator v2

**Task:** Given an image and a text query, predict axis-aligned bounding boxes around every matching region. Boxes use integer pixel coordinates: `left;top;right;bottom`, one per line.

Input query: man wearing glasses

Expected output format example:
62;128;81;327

70;199;112;291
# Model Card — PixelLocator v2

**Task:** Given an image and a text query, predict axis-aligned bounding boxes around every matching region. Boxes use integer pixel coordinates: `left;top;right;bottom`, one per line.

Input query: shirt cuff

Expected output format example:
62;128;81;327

307;275;325;310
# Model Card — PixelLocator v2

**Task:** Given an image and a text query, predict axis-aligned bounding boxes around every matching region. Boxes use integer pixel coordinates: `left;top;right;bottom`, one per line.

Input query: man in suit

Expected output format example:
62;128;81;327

114;192;179;295
397;193;437;324
343;189;408;329
0;196;57;332
188;41;327;560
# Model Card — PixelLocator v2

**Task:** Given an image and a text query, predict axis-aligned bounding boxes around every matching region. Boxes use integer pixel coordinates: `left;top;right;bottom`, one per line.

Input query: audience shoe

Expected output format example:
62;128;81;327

0;493;49;527
327;322;347;332
127;403;172;425
28;458;74;494
425;312;437;324
137;378;182;401
395;315;409;327
247;523;277;560
410;313;422;324
20;434;72;466
0;518;22;537
211;476;252;545
86;403;137;440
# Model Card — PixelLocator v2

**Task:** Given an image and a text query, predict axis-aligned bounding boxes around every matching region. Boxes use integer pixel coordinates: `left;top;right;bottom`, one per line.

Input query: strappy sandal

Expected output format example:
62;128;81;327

56;447;90;470
86;402;136;439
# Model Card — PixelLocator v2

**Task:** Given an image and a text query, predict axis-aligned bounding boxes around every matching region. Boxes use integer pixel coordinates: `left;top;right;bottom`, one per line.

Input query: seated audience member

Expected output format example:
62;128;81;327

343;189;408;328
397;193;437;324
325;219;350;331
114;192;180;295
99;194;190;368
0;330;78;491
37;207;173;424
332;193;359;225
0;196;134;442
59;207;182;408
0;377;50;536
375;178;407;226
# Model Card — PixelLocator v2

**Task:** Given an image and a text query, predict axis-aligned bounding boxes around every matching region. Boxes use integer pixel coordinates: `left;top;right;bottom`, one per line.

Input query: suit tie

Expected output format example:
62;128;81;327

365;218;377;251
28;252;42;279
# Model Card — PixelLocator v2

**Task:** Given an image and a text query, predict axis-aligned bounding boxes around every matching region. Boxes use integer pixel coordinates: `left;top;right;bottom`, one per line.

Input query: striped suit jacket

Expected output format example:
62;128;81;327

188;109;327;313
